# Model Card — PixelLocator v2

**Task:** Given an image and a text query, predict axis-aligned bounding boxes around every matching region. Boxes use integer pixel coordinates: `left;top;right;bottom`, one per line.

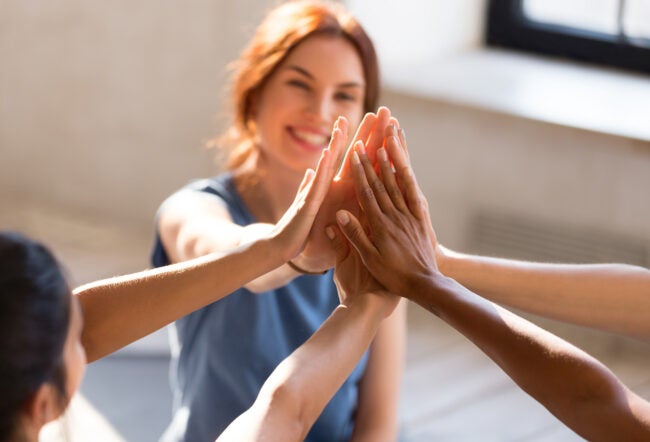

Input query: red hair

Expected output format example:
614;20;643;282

216;0;379;170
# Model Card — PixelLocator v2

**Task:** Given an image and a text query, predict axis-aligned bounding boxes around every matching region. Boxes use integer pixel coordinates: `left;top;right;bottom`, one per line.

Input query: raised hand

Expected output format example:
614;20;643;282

270;117;346;262
334;125;439;297
327;223;399;318
327;222;381;302
292;107;395;272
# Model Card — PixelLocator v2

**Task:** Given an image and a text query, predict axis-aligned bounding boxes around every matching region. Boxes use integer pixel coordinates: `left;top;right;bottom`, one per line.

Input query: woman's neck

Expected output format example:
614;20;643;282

233;153;304;224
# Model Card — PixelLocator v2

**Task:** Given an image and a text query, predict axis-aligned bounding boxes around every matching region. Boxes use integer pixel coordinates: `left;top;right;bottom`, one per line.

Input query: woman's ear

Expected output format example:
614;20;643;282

26;383;62;429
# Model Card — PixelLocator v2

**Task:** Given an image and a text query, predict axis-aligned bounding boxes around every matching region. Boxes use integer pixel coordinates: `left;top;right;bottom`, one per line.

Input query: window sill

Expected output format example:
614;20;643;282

382;48;650;143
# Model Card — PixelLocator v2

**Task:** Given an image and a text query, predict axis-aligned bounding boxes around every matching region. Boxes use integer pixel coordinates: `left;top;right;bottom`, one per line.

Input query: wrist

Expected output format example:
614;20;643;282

399;270;445;303
287;259;328;275
290;253;329;275
254;236;286;270
407;272;457;310
342;290;396;318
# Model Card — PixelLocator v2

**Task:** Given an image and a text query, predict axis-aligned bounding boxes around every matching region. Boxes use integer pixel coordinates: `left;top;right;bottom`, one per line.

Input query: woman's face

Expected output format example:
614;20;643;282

252;34;366;175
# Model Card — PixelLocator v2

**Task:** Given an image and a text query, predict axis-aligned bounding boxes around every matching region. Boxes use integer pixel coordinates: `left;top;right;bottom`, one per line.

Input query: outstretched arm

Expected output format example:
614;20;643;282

156;117;347;292
336;127;650;440
217;213;399;442
436;248;650;339
77;140;339;362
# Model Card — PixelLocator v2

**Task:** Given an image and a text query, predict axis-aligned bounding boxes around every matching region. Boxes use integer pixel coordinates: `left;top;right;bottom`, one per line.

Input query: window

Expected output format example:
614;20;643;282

486;0;650;74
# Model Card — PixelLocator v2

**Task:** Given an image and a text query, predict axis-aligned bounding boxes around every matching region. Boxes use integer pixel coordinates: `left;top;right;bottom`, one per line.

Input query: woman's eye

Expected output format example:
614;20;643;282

288;79;310;90
335;91;357;102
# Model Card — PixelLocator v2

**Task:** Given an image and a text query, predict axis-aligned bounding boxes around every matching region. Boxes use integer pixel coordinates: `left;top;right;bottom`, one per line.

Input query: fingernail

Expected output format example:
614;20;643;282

400;128;407;142
378;147;388;162
325;226;335;240
352;150;360;165
355;140;366;155
336;210;350;226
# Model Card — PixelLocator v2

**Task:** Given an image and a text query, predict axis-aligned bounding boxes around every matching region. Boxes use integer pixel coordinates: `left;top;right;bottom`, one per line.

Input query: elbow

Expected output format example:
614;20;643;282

178;235;207;261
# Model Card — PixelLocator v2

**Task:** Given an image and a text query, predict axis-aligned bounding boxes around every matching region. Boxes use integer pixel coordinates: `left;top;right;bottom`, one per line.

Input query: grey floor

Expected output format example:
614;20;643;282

80;354;173;442
4;204;649;442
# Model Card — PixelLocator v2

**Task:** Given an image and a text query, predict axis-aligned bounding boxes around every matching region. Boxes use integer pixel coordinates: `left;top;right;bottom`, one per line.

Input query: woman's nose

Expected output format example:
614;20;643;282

306;94;335;125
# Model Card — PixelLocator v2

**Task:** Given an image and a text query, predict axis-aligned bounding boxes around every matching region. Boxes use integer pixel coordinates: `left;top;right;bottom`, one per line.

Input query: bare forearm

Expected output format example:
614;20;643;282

174;221;299;292
225;296;388;442
410;274;650;440
350;301;406;442
76;238;280;362
439;248;650;338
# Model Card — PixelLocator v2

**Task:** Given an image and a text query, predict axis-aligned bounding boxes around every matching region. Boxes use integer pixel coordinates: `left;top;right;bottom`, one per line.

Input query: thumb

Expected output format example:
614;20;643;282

296;168;315;197
335;210;376;262
326;225;349;265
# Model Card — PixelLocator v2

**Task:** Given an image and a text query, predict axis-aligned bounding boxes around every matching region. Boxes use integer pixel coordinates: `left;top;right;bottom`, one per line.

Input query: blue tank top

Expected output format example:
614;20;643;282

152;173;369;442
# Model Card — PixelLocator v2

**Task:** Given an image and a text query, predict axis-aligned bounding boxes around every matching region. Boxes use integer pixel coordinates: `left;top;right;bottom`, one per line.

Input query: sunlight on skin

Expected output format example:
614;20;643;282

302;107;394;270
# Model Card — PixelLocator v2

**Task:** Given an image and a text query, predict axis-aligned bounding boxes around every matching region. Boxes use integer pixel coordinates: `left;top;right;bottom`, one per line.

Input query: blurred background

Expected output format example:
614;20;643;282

2;0;649;440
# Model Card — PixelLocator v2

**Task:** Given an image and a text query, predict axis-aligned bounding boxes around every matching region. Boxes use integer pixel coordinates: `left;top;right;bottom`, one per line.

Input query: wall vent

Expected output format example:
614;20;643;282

468;211;649;267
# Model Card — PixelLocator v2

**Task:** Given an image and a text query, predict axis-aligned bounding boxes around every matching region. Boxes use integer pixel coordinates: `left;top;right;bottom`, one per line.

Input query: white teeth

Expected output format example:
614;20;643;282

293;129;328;146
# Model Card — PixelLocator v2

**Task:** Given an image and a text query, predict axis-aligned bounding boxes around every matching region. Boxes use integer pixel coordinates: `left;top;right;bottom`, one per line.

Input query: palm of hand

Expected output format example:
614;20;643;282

295;107;393;271
300;176;359;270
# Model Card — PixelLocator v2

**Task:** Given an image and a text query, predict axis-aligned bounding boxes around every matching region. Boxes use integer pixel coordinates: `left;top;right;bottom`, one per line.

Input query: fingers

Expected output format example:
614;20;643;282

335;210;377;262
376;146;409;213
337;112;377;179
326;225;350;265
352;112;377;145
388;116;399;131
297;168;315;194
398;126;410;159
327;116;348;174
329;116;348;174
300;146;332;215
306;116;348;200
384;128;424;220
364;106;391;164
387;117;410;159
349;145;384;224
354;143;397;216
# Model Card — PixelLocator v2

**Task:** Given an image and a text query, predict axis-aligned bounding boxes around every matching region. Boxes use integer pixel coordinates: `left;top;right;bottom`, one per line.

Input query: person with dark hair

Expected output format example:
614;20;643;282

331;123;650;440
152;1;404;440
0;232;79;442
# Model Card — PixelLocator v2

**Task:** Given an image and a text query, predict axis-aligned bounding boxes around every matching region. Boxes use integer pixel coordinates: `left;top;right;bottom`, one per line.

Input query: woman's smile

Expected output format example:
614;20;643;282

287;126;331;151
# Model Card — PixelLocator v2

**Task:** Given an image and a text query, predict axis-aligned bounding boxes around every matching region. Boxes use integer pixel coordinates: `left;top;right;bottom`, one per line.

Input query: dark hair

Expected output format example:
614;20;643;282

0;232;70;441
217;0;380;169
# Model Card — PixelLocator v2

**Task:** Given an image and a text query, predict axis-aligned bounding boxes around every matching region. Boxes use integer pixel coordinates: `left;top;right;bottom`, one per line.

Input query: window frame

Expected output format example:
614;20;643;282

485;0;650;74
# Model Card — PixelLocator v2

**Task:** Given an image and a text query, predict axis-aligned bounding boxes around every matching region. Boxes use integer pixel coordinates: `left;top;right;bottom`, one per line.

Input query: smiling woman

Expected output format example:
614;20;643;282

151;1;405;441
251;35;365;174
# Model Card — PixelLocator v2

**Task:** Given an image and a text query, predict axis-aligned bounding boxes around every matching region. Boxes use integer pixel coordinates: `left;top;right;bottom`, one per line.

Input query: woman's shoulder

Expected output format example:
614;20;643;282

185;171;234;196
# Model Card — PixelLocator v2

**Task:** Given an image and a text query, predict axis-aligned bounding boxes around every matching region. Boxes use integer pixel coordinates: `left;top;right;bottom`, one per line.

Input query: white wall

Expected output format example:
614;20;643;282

0;0;279;229
381;90;650;256
346;0;486;63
